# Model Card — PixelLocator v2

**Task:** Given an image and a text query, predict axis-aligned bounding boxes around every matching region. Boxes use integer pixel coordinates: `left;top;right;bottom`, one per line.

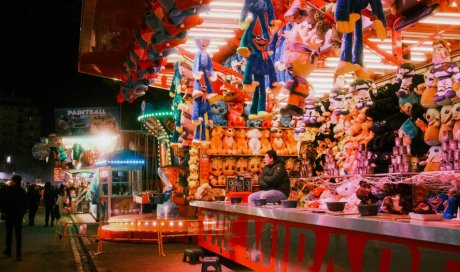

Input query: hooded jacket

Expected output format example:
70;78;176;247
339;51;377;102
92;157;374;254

259;159;290;197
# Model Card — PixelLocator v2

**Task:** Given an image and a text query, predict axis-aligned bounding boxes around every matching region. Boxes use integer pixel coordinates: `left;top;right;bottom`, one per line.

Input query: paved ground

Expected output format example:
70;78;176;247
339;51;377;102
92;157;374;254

0;206;253;272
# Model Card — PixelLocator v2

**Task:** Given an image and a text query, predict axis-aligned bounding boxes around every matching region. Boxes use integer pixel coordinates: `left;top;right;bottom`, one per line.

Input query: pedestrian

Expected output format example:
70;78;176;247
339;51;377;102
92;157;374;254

26;184;40;226
248;150;290;204
1;175;27;261
43;181;56;227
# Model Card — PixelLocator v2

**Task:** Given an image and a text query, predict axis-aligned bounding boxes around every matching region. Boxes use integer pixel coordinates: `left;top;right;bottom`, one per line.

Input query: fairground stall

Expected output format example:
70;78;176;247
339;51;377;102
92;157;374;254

78;0;460;269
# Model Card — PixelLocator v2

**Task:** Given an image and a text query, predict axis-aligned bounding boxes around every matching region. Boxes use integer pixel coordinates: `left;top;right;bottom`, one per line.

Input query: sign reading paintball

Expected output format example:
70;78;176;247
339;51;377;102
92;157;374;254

54;107;120;136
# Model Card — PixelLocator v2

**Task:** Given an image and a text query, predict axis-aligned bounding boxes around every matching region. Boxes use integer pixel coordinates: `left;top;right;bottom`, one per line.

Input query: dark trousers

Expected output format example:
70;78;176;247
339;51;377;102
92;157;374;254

28;207;38;226
5;216;23;257
45;205;55;226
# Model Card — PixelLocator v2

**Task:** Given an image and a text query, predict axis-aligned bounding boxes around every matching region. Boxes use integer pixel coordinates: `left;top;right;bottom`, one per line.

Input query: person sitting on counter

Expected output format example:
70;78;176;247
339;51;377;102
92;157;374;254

248;150;290;204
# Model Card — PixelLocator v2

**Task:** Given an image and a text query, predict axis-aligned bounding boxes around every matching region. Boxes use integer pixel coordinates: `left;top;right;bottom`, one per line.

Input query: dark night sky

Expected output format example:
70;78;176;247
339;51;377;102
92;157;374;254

2;1;169;135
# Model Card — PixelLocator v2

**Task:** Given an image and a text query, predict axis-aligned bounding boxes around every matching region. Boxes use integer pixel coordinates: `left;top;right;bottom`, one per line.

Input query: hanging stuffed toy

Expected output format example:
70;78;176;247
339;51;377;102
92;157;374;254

170;62;183;146
279;24;322;117
192;38;216;98
177;92;196;147
334;0;387;79
239;0;280;37
192;83;214;144
238;17;279;121
425;39;460;104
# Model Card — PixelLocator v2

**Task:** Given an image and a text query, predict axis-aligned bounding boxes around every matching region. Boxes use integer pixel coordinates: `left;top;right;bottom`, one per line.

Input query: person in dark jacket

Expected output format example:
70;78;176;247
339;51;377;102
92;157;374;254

43;181;56;227
1;175;27;261
26;184;41;226
248;150;290;204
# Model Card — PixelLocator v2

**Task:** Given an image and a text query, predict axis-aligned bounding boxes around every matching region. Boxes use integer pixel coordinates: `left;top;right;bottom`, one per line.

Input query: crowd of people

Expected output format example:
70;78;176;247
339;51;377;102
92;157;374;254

0;176;71;261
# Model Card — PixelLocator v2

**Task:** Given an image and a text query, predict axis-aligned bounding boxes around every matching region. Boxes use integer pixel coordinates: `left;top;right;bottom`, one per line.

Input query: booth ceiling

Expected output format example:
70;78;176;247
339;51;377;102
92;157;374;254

78;0;460;99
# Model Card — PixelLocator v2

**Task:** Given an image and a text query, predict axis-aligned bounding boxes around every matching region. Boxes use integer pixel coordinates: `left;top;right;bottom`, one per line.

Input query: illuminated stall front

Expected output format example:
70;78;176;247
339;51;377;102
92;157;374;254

91;150;145;221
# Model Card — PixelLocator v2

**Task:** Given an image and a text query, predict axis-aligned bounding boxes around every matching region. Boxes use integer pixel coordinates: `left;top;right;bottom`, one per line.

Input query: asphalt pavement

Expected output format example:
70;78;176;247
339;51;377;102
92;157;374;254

0;205;252;272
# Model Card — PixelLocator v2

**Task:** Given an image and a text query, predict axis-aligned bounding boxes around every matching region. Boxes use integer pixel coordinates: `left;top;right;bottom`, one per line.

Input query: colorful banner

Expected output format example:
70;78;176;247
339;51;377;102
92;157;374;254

54;107;120;136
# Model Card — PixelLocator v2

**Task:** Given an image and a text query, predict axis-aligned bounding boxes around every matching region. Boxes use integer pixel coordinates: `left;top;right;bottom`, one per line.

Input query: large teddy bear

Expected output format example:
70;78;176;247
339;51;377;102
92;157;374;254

210;127;224;154
235;128;250;155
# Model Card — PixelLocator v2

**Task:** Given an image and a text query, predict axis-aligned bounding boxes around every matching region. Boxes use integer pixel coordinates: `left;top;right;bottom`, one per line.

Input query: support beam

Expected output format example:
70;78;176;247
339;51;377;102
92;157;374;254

363;38;400;65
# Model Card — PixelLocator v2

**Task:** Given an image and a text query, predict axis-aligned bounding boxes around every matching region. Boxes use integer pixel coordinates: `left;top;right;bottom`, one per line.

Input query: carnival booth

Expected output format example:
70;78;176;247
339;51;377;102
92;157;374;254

89;150;145;221
78;0;460;269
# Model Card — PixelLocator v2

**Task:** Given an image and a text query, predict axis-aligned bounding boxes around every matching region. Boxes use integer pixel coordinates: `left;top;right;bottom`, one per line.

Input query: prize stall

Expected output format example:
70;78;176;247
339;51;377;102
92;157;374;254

78;0;460;268
89;150;145;221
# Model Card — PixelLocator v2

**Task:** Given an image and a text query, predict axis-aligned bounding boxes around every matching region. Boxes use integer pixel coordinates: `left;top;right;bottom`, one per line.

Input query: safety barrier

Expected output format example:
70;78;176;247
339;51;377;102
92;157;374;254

56;216;228;257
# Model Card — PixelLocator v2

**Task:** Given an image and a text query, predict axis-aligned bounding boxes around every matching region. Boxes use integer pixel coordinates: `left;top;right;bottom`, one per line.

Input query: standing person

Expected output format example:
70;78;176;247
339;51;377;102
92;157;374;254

1;175;27;261
43;181;56;227
248;150;290;204
26;184;40;226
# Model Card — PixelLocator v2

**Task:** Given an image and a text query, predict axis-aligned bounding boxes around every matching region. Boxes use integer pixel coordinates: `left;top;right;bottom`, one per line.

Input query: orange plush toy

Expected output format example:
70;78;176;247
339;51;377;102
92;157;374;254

283;129;297;155
235;128;250;155
222;128;237;155
227;100;246;127
270;128;286;155
210;126;224;154
259;129;272;155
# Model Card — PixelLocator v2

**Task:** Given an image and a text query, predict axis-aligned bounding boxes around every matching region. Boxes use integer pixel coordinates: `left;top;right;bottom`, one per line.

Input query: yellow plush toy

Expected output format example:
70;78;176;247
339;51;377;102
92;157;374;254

210;127;224;154
235;157;248;175
235;128;250;155
248;156;262;186
438;104;454;143
270;128;286;155
209;158;223;186
423;107;441;146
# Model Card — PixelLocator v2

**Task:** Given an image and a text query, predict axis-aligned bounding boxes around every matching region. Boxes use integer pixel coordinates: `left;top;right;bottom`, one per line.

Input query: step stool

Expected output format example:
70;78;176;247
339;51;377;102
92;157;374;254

182;248;205;265
201;256;222;272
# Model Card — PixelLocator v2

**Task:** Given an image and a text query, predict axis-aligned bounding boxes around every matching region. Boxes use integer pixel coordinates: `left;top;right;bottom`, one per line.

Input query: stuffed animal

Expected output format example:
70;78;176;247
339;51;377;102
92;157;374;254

395;62;416;99
210;98;228;126
192;83;214;144
423;107;441;146
210;127;224;154
247;128;262;155
419;146;442;172
259;129;272;154
235;128;250;155
222;157;236;176
381;183;412;214
279;23;321;117
336;178;361;212
192;38;216;97
209;157;222;186
339;140;358;175
194;183;214;201
235;157;249;176
270;128;286;155
334;0;387;78
248;156;262;185
283;129;297;155
176;93;196;147
222;128;237;155
239;16;278;121
425;39;460;104
227;100;246;127
443;189;459;219
239;0;278;35
439;104;454;143
452;103;460;141
351;79;375;110
426;193;448;214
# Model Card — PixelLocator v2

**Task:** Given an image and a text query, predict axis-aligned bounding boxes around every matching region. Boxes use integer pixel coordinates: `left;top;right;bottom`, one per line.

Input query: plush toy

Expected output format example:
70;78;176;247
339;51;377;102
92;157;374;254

238;17;279;121
248;156;262;185
247;128;262;155
336;178;361;212
227;100;246;127
452;103;460;141
443;189;459;219
234;128;249;155
192;83;214;144
235;157;249;176
334;0;387;78
177;93;196;147
192;38;216;97
239;0;278;36
423;107;441;146
170;62;183;146
283;129;297;155
381;183;412;214
222;157;236;176
419;146;442;172
439;104;454;143
194;183;215;201
259;129;272;154
279;23;321;117
426;193;448;214
210;158;223;186
395;62;416;99
222;128;237;155
270;127;286;155
425;39;460;104
350;79;375;110
210;98;228;126
210;127;224;154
